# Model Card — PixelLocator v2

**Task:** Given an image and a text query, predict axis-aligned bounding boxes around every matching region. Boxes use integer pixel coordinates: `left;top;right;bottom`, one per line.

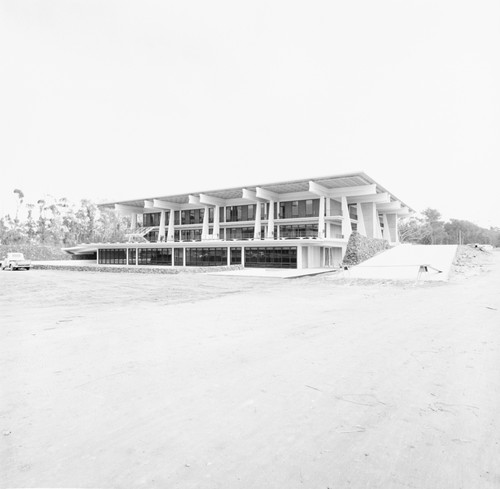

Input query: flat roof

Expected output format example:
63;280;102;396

99;171;413;211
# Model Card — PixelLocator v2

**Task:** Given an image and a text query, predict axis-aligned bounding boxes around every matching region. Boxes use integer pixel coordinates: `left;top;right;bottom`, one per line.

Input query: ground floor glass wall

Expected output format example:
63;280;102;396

185;248;227;266
98;249;127;265
138;248;172;266
244;247;297;269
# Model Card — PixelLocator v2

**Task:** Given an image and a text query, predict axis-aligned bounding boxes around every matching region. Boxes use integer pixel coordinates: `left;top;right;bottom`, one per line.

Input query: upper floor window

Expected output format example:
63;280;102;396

279;199;319;219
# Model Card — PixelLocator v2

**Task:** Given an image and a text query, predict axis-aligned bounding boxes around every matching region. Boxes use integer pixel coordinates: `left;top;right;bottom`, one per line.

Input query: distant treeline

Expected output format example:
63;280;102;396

399;208;500;246
0;189;130;246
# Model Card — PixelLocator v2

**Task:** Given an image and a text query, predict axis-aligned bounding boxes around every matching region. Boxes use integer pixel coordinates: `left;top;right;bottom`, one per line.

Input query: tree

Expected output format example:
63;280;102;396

398;216;432;244
421;207;447;244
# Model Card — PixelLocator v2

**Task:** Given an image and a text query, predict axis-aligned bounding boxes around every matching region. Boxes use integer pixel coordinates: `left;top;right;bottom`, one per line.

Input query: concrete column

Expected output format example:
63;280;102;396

213;205;220;239
341;196;352;240
296;246;303;269
130;213;137;229
167;210;175;242
158;211;166;242
318;196;325;238
356;203;367;236
382;214;391;242
360;202;377;238
374;213;383;239
202;206;209;240
360;202;383;239
386;213;399;243
267;201;275;239
254;203;262;239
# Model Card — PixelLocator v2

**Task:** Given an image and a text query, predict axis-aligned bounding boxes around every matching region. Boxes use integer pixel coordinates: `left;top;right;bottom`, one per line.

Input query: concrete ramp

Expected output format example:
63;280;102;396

342;244;458;281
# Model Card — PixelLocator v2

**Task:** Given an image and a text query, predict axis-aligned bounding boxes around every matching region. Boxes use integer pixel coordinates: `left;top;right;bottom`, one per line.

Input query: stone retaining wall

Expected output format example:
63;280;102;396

32;263;245;274
342;232;390;266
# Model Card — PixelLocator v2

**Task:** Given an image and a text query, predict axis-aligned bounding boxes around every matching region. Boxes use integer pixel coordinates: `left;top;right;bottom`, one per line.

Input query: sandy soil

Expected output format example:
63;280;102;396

1;250;499;488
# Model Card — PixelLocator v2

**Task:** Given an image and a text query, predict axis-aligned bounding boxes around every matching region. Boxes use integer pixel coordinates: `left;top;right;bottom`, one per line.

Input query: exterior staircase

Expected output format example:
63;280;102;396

125;226;156;243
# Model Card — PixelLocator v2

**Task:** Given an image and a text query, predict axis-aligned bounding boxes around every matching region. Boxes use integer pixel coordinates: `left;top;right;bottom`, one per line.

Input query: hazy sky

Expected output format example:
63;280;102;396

1;1;499;226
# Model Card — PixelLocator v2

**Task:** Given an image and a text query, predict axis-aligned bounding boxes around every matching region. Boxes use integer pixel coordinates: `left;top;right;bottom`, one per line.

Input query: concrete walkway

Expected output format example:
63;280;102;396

210;267;335;279
337;244;458;281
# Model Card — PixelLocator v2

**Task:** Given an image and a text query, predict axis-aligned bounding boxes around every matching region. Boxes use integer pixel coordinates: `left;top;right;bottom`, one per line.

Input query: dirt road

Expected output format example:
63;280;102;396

1;252;499;488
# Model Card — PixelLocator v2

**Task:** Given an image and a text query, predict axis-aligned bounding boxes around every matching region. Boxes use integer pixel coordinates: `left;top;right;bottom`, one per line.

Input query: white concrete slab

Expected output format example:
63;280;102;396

210;268;335;279
338;244;458;281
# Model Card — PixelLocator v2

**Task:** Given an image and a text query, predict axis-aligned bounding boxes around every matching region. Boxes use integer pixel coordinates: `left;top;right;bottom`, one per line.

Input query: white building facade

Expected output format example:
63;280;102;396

64;172;411;269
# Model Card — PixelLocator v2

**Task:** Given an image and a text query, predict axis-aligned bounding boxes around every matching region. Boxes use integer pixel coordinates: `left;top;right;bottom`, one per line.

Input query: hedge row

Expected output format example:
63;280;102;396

32;263;244;274
342;232;390;266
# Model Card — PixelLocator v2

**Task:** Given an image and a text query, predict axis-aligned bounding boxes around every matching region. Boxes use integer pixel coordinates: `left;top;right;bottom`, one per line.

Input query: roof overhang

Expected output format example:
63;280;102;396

99;171;414;214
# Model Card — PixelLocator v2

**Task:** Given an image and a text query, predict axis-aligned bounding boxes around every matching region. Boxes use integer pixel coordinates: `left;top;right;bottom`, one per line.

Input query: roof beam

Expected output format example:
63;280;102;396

199;194;226;207
115;203;144;214
395;207;410;216
256;187;279;201
153;199;183;211
242;188;267;202
347;193;391;204
377;201;402;212
309;181;377;199
188;195;201;205
329;184;377;198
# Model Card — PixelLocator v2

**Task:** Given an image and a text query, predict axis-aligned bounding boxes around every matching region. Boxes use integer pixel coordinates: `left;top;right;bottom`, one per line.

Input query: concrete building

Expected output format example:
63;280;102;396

64;172;411;269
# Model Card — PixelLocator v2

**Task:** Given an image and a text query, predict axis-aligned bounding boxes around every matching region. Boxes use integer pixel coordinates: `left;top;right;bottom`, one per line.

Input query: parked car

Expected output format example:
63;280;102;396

1;252;32;270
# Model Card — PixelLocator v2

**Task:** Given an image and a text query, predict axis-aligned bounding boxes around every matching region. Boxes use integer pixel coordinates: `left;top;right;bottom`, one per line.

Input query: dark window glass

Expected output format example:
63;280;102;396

279;224;318;238
138;248;172;266
181;229;202;241
144;212;161;227
244;247;297;269
128;248;136;265
230;247;242;264
98;248;127;265
279;199;320;219
185;248;227;266
226;227;254;240
174;248;183;266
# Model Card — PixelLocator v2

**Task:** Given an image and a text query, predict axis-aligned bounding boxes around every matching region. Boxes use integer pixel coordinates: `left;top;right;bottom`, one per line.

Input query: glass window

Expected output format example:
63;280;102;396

98;248;127;265
230;247;242;264
279;224;318;238
244;247;297;269
174;248;183;266
144;213;161;227
138;248;172;266
185;248;227;266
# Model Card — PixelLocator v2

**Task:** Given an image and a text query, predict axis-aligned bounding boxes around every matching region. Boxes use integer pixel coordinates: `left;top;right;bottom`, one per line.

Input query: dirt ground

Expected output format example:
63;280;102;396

1;250;499;488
